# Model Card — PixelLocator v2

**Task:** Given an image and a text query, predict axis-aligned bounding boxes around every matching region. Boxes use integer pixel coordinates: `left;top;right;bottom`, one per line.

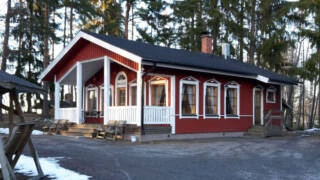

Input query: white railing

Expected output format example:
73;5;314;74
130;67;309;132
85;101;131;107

105;106;172;125
56;107;78;123
105;106;139;124
144;106;171;124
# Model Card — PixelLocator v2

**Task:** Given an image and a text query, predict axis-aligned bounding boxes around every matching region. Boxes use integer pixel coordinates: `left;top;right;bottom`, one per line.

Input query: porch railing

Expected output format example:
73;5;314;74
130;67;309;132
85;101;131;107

105;106;172;125
56;107;78;123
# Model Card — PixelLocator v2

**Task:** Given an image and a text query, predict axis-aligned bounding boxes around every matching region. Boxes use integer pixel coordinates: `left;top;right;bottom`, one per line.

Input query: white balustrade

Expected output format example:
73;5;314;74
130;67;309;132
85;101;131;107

105;106;172;125
56;108;78;123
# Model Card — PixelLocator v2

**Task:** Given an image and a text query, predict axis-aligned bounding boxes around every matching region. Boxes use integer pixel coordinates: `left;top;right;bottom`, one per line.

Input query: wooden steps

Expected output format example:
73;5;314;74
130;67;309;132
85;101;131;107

246;125;282;137
57;124;103;138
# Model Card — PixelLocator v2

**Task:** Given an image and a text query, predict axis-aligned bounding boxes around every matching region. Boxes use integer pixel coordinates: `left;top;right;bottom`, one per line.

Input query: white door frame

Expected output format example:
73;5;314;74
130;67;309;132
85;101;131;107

253;87;264;126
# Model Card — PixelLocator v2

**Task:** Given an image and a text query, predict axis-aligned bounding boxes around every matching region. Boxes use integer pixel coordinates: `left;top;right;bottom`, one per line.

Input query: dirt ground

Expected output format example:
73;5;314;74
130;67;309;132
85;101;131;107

21;135;320;180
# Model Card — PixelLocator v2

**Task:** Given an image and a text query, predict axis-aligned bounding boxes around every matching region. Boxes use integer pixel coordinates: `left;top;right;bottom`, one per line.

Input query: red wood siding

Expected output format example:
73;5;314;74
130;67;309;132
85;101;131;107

44;39;139;82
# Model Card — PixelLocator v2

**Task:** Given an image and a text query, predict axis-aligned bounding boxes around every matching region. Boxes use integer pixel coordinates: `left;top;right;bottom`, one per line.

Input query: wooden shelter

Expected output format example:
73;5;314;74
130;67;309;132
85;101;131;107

0;70;45;180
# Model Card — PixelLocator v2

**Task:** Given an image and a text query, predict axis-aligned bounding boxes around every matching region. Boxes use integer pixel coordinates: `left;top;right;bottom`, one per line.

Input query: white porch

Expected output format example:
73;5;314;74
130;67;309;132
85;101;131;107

54;56;176;134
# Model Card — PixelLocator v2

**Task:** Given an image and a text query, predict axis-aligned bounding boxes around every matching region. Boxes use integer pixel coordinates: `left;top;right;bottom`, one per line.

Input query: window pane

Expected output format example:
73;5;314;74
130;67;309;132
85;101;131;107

182;84;196;115
267;91;275;102
226;88;237;115
151;84;166;106
206;86;218;115
131;86;137;105
117;88;126;106
87;89;97;113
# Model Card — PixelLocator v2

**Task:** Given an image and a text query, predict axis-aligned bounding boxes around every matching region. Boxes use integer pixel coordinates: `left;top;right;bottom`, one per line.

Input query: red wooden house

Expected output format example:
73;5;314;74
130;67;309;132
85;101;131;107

40;30;297;135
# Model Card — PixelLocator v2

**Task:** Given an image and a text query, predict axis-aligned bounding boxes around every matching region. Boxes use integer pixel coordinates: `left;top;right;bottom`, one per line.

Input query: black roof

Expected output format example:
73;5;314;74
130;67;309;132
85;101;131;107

83;30;298;85
0;70;43;93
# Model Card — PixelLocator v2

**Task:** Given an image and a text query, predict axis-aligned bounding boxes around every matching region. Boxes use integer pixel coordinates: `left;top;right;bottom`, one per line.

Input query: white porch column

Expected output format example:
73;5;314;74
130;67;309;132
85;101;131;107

54;75;60;120
136;65;142;126
76;62;83;124
170;76;176;134
104;56;111;124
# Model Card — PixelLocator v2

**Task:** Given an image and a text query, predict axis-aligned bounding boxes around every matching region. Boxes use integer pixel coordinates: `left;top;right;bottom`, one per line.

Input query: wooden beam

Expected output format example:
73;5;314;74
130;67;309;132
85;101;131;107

0;138;16;180
11;92;24;122
28;139;44;178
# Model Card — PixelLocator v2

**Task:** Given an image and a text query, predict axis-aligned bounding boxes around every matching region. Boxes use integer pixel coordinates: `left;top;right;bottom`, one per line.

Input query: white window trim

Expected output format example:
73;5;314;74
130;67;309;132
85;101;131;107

224;81;240;119
85;84;98;116
100;84;114;117
266;86;277;103
148;77;169;107
115;71;128;106
179;76;199;119
253;87;264;125
203;79;221;119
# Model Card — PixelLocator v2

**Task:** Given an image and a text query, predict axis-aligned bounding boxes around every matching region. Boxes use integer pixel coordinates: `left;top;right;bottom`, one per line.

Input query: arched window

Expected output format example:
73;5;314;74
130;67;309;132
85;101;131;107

86;84;98;116
224;81;240;118
203;79;221;118
149;76;168;106
179;76;199;118
115;72;127;106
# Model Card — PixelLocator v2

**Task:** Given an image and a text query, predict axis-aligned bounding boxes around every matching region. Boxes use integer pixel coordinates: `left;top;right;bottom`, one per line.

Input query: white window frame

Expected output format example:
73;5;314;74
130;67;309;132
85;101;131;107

115;71;128;106
224;81;240;119
148;77;169;107
100;84;114;117
85;84;98;115
203;79;221;119
179;76;199;119
266;86;276;103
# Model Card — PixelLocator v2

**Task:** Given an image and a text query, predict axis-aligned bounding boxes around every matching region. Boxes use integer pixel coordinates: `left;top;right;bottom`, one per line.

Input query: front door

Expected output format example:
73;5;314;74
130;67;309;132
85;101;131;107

254;89;262;125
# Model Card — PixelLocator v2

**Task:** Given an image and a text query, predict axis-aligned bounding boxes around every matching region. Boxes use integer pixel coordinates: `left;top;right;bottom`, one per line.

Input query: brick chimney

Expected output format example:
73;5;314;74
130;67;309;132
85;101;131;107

201;33;212;54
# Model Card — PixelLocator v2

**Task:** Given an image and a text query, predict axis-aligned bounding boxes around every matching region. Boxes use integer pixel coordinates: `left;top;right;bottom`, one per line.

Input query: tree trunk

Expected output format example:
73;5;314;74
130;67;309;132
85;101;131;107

308;81;317;129
43;0;50;118
0;0;11;71
297;83;303;129
0;0;12;120
70;2;73;40
239;0;244;62
124;0;133;39
248;0;256;64
63;7;67;48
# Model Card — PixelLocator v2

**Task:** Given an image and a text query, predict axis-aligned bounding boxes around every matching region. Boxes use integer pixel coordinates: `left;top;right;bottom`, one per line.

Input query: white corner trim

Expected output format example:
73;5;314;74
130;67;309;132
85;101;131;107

203;79;221;119
179;76;199;119
224;81;240;119
256;75;269;83
39;31;142;80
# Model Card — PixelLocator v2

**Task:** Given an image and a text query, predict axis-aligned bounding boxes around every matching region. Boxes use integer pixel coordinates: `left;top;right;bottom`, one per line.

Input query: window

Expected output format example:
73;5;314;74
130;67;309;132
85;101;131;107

129;80;137;106
100;85;113;116
149;77;168;106
224;82;240;118
86;84;98;116
116;72;127;106
266;87;276;103
204;79;220;118
179;77;199;118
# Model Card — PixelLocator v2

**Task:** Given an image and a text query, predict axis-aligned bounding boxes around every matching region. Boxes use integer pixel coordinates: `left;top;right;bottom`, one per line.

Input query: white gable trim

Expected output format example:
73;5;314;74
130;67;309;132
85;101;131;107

39;31;142;80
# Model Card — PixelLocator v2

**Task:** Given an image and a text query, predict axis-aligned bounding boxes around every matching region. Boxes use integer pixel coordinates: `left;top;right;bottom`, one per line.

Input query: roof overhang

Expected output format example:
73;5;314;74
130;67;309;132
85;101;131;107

142;60;297;86
39;31;142;81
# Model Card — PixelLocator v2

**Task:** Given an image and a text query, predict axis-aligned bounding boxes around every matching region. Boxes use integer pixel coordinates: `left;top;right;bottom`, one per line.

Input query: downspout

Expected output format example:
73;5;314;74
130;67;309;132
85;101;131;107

140;62;156;135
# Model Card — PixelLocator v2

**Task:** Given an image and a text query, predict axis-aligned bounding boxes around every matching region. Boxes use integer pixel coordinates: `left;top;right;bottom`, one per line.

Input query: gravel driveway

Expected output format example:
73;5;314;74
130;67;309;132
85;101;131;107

23;135;320;180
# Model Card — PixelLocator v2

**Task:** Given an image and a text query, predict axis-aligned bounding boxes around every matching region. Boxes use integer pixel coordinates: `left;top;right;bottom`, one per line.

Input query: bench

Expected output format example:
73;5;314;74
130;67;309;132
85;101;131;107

95;120;127;140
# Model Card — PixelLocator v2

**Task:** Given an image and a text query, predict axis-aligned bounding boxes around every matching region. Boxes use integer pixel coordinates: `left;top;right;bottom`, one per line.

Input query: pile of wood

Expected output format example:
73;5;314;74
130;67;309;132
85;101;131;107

95;120;126;140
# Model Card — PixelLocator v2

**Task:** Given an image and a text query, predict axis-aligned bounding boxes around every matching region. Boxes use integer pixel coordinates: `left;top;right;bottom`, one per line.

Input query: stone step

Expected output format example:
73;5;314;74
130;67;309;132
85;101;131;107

59;130;94;138
66;128;96;134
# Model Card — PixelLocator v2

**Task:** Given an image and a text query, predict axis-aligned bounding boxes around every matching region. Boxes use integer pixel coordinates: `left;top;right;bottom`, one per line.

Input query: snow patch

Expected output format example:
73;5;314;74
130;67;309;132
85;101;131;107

304;128;320;133
15;155;91;180
0;128;44;135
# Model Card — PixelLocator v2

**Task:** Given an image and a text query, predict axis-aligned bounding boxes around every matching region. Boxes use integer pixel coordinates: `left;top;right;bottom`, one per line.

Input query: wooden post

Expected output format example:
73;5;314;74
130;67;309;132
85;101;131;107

76;62;83;124
0;138;16;180
8;92;13;136
104;57;110;125
12;91;24;122
28;139;44;178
